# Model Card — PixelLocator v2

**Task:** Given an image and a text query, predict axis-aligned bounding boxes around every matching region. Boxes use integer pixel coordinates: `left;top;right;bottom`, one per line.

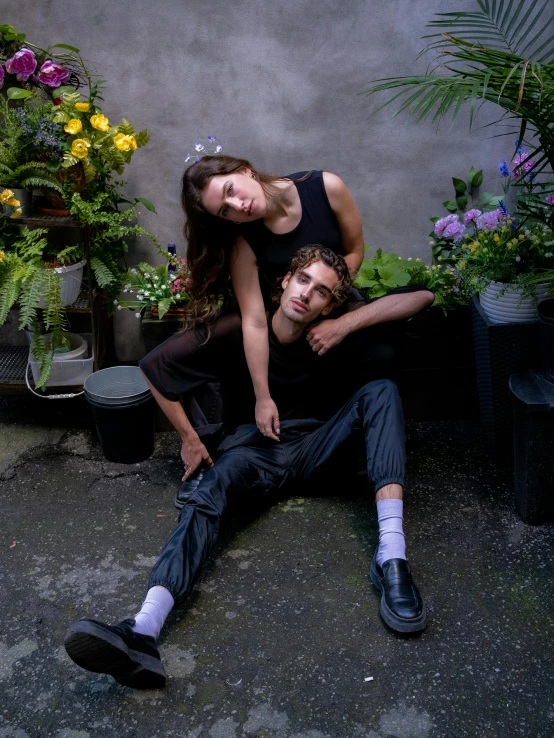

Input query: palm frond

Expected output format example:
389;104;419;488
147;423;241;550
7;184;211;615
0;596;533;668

423;0;554;61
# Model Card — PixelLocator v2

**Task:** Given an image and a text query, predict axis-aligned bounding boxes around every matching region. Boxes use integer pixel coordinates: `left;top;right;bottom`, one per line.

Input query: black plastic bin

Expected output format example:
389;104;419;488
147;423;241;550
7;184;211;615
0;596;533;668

84;366;156;463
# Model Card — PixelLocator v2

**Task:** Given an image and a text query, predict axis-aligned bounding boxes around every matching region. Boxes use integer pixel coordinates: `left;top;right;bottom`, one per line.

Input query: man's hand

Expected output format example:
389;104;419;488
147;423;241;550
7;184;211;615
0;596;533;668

255;397;280;441
306;319;348;355
181;435;214;481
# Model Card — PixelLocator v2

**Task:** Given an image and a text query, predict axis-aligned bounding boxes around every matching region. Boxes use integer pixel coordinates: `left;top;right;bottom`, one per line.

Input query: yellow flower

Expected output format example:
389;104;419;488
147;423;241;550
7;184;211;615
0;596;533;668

6;198;20;207
71;138;90;159
519;234;525;240
64;118;83;135
415;257;421;262
0;189;14;204
90;113;109;132
75;102;91;112
431;265;437;270
10;207;22;219
493;234;500;243
0;250;4;261
114;133;137;151
483;247;488;253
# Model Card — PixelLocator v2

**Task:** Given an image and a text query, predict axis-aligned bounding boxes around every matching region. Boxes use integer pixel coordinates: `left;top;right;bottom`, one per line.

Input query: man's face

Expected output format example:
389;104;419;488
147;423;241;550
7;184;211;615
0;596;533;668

279;259;339;324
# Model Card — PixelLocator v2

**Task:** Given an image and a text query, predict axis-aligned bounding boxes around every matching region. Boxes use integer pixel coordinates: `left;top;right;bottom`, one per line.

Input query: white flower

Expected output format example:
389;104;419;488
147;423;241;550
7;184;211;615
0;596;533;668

195;143;205;152
215;145;222;153
545;252;553;258
515;256;521;262
131;268;137;275
113;299;118;305
153;275;159;281
117;305;122;310
125;283;131;290
123;289;128;293
135;312;141;318
170;274;176;280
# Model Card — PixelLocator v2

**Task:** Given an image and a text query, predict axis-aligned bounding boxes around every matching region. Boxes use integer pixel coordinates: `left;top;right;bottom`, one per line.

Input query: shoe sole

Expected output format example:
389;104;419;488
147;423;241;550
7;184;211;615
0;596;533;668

370;557;427;634
64;622;166;689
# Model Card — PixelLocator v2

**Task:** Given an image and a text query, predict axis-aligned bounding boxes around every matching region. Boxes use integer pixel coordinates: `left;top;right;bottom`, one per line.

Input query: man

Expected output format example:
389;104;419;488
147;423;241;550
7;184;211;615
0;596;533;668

64;246;429;690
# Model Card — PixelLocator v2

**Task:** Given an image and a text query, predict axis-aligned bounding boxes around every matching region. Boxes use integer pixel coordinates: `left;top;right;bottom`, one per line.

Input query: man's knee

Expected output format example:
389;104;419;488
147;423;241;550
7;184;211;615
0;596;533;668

357;378;401;403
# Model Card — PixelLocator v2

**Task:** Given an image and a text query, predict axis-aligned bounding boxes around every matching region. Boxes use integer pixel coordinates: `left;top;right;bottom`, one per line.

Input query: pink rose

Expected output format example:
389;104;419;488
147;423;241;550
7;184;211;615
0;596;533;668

434;214;460;239
443;221;466;242
463;209;482;225
546;195;554;206
36;60;71;88
5;48;37;82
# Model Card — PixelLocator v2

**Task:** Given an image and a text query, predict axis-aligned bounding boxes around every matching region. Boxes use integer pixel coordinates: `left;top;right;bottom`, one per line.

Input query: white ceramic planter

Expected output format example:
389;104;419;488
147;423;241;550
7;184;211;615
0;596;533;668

479;281;552;324
38;259;86;308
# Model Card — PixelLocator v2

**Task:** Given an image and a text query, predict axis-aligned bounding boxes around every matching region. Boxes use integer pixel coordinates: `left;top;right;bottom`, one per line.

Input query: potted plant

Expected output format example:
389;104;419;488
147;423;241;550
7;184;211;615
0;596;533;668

118;256;192;319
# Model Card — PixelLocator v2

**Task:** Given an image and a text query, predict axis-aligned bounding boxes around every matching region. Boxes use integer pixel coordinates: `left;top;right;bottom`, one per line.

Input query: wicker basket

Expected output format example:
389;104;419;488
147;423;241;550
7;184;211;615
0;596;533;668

36;158;86;212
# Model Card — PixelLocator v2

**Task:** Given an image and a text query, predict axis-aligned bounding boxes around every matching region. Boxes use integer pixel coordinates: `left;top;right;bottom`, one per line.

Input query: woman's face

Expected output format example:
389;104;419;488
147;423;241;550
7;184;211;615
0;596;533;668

201;167;267;223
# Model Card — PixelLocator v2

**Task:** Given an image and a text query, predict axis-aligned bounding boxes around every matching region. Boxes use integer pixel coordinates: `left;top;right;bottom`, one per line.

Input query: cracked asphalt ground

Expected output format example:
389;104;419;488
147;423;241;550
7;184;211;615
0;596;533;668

1;394;553;738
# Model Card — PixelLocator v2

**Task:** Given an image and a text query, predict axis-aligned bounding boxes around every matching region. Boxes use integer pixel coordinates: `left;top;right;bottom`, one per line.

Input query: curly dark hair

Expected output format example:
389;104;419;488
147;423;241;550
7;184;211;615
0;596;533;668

272;245;352;309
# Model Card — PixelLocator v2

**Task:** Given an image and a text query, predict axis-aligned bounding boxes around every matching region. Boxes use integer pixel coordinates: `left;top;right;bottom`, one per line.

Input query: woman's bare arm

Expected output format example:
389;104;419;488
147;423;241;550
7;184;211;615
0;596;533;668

323;171;365;277
230;237;280;441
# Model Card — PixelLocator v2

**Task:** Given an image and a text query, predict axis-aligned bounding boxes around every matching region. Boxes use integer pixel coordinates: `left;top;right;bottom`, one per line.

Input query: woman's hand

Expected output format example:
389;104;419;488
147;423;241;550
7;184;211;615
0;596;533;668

181;435;214;481
306;319;348;355
255;397;280;441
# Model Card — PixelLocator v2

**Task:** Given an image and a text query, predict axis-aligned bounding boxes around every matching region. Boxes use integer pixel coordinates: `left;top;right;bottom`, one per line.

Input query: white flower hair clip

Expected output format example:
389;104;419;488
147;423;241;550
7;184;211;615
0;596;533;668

185;136;223;164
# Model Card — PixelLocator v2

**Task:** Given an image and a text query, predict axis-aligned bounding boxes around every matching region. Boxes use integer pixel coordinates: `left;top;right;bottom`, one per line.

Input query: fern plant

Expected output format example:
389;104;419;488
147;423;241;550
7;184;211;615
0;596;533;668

0;227;82;389
0;160;63;191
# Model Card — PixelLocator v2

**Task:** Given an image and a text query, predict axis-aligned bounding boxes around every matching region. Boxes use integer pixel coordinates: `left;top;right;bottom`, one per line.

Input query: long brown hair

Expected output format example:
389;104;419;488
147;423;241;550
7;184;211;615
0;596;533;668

181;155;285;326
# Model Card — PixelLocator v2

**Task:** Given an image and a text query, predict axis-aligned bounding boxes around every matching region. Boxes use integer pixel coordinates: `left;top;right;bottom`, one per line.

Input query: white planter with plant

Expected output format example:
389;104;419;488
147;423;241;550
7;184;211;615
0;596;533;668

479;281;551;324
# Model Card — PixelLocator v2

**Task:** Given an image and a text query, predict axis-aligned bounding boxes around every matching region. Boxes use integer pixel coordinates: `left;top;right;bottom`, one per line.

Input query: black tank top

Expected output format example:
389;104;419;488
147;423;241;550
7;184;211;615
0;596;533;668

240;170;344;302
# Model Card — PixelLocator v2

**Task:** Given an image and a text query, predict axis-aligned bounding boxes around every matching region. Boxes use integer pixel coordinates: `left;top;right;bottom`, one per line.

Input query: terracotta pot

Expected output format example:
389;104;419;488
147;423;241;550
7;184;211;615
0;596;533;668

150;305;188;319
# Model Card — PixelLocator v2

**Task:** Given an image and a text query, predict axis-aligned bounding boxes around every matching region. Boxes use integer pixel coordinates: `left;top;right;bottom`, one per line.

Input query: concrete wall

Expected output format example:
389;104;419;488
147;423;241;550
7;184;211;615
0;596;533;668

7;0;511;359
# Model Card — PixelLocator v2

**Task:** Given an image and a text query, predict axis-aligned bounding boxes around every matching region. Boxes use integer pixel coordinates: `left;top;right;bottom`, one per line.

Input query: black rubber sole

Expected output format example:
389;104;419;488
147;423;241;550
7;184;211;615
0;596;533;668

64;622;166;689
370;557;427;633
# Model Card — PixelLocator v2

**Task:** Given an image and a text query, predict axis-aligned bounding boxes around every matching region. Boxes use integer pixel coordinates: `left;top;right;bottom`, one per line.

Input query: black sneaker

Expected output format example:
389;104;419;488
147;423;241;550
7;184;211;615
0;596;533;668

174;468;206;509
64;617;166;689
370;555;427;633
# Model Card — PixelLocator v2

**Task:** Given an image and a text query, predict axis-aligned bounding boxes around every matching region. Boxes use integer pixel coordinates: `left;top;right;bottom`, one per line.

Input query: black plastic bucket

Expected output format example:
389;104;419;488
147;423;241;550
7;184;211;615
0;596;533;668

538;298;554;382
84;366;156;463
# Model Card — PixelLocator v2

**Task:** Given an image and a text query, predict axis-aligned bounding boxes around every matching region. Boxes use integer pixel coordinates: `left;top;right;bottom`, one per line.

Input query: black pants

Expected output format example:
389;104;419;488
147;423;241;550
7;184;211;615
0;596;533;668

147;379;405;603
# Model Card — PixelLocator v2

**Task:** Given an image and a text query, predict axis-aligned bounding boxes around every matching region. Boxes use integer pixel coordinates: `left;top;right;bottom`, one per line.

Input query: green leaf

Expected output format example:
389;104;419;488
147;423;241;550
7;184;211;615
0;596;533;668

468;166;476;182
52;85;77;98
6;87;34;100
456;194;468;209
117;118;135;136
470;169;484;187
49;43;80;52
477;190;498;205
452;177;467;193
156;298;172;319
443;200;458;212
135;129;150;148
135;197;156;213
44;159;62;173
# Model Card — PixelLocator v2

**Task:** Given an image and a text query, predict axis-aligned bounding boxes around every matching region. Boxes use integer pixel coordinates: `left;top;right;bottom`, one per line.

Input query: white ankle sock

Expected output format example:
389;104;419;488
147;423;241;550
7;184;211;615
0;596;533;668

376;498;406;567
132;586;175;640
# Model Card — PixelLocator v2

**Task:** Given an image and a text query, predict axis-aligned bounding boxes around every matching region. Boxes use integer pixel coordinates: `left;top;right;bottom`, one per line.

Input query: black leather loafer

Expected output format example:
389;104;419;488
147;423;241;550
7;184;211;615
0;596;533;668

64;617;166;689
174;468;206;509
370;556;427;633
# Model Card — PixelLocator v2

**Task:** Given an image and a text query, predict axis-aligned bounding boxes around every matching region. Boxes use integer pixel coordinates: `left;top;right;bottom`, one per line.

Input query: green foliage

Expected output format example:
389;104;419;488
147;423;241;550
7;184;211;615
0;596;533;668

117;119;135;136
354;248;413;298
363;0;554;179
354;247;466;311
135;130;150;148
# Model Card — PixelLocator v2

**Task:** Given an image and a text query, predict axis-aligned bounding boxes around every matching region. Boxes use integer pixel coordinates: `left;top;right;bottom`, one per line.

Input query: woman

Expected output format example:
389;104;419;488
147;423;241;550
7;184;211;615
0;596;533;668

139;155;432;483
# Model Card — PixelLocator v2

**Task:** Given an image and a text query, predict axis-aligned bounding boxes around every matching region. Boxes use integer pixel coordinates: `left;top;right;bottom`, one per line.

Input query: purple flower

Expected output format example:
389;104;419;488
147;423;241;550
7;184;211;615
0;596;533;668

0;65;4;89
185;152;191;163
5;48;37;82
443;221;466;242
36;60;71;88
476;210;502;230
434;214;460;239
207;136;216;142
498;159;511;177
513;153;535;176
463;209;482;225
498;200;509;217
546;195;554;206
